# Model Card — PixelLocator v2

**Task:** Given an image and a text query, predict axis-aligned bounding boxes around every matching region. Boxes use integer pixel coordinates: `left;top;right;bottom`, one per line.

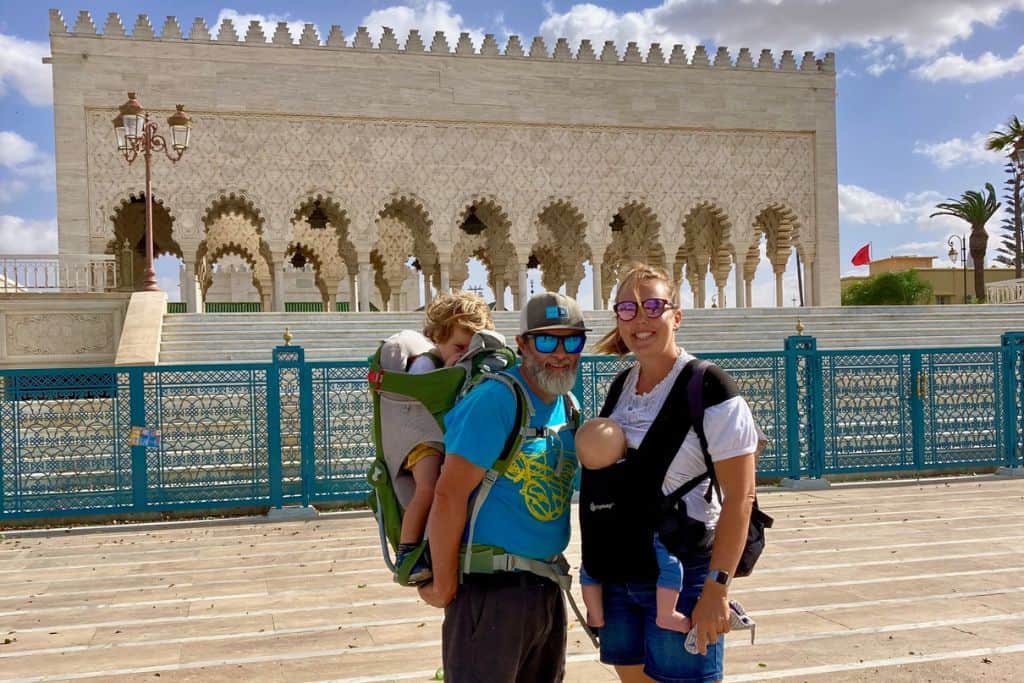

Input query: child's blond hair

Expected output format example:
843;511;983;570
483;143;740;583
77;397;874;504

422;290;495;343
593;263;678;356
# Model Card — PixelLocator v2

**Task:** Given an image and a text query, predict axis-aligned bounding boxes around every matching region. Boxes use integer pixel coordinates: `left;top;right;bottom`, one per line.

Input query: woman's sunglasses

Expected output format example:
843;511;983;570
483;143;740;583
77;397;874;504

528;333;587;354
612;298;675;322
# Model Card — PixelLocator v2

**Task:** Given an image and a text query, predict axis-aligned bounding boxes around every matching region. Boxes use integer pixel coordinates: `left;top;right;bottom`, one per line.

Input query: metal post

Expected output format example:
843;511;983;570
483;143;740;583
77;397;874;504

1000;332;1024;471
142;113;158;292
128;367;148;510
781;335;827;488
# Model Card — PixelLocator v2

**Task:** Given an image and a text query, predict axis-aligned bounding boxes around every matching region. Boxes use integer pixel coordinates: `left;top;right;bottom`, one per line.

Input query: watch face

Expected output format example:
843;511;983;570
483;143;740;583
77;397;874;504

710;570;730;585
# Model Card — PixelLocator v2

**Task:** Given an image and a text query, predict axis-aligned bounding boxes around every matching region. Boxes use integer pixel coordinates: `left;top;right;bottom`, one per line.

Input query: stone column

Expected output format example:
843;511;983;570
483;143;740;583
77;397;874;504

438;254;452;294
774;267;785;307
271;260;286;312
183;262;202;313
357;256;372;312
389;291;401;312
733;266;745;308
745;278;753;308
347;272;357;311
803;258;815;307
518;269;529;309
717;284;727;308
591;254;604;310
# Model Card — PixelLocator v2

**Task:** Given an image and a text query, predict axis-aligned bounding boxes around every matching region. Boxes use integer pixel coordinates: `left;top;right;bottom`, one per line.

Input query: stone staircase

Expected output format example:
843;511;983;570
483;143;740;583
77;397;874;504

158;305;1024;364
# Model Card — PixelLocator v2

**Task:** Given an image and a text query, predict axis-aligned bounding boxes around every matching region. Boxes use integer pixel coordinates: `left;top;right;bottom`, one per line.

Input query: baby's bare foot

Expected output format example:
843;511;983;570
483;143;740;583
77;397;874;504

656;611;691;634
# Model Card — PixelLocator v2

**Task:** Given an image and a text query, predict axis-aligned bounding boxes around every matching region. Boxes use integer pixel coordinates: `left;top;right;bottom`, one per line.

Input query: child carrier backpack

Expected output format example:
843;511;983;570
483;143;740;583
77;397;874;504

366;329;516;586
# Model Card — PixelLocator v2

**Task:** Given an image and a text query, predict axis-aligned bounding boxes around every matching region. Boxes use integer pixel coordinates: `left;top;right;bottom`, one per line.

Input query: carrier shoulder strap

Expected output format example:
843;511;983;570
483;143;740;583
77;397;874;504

598;368;631;418
686;359;723;504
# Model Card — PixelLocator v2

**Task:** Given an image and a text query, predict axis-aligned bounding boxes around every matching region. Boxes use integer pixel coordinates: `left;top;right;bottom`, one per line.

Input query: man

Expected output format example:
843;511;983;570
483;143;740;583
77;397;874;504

418;291;588;682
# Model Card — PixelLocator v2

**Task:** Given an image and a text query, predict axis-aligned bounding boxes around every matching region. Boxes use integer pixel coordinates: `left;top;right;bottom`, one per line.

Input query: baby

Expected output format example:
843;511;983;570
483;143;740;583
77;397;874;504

576;417;692;634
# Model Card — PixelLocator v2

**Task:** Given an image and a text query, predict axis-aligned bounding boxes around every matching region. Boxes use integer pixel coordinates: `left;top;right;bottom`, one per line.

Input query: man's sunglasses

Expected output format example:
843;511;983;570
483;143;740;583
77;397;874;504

528;333;587;354
612;298;675;322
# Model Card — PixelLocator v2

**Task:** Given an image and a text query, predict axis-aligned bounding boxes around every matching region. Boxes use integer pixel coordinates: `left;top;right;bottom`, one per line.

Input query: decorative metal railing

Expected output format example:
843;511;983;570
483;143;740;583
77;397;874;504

1;333;1022;519
0;254;120;293
987;278;1024;304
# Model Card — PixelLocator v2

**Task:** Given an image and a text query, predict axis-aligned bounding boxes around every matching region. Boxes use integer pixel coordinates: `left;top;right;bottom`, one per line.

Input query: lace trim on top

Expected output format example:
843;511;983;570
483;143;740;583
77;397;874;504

621;351;691;407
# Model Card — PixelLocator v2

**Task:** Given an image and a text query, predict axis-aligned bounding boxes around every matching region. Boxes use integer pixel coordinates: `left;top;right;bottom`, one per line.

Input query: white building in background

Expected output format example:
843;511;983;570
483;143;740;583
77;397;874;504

47;9;840;313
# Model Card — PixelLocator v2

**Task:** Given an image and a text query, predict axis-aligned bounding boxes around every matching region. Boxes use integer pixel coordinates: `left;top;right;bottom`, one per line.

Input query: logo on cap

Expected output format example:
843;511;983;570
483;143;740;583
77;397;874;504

546;305;568;320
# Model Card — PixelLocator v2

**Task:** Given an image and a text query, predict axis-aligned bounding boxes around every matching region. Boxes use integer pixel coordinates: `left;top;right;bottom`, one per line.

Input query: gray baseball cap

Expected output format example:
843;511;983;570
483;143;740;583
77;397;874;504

519;292;590;335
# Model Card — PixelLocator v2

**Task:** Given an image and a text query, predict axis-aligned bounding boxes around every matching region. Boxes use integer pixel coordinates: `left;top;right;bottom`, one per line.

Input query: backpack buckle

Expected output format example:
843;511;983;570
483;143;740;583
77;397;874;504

367;369;383;390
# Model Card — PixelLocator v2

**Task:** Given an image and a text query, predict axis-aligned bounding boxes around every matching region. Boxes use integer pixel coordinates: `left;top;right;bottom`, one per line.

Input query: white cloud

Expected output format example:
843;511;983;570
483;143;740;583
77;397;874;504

0;216;58;254
914;43;1024;82
914;132;1007;168
361;1;486;48
0;179;28;204
539;1;1024;61
838;184;984;234
866;54;897;76
214;9;311;43
0;34;52;106
0;131;55;205
0;131;39;168
838;184;907;224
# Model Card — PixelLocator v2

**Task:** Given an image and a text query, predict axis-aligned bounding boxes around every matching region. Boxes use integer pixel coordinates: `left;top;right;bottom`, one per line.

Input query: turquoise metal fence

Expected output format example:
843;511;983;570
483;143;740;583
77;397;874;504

1;334;1021;520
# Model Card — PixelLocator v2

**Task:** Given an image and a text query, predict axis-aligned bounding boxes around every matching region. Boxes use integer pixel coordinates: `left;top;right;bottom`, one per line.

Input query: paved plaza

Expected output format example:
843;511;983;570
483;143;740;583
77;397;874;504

2;477;1024;682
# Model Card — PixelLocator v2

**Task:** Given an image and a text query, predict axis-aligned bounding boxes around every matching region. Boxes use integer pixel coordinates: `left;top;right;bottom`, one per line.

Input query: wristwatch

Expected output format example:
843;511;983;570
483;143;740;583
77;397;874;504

706;569;732;587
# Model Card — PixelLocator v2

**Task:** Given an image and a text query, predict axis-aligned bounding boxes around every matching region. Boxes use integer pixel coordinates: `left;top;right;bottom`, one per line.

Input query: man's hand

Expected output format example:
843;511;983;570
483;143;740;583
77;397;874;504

417;580;455;608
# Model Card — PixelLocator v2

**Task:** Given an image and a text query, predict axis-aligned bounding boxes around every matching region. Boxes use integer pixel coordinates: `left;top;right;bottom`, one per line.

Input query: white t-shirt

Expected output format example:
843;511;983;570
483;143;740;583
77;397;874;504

607;351;761;527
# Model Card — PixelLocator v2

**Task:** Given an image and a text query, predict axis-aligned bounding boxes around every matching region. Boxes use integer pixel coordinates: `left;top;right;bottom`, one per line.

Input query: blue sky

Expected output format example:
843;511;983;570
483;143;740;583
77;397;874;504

1;1;1023;305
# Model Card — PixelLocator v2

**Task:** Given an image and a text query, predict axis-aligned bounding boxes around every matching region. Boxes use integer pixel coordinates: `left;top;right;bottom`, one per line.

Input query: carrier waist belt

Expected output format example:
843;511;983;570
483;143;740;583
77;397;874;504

461;546;572;590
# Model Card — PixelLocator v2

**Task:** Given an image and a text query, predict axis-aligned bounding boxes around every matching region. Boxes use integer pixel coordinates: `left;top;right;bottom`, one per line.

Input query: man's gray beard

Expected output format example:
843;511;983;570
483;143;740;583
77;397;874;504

523;354;578;395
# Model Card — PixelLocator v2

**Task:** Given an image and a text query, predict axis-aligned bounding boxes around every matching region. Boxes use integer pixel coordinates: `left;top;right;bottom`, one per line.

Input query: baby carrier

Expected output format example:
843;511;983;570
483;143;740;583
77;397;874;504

366;328;516;586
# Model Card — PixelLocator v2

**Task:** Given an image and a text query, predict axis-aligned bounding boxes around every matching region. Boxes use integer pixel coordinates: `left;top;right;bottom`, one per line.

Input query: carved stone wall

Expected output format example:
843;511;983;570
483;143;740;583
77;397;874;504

0;295;130;367
50;11;839;306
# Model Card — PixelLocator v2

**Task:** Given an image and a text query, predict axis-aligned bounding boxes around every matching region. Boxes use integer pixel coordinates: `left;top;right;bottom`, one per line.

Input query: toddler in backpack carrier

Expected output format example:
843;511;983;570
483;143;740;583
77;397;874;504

367;292;501;587
576;417;693;637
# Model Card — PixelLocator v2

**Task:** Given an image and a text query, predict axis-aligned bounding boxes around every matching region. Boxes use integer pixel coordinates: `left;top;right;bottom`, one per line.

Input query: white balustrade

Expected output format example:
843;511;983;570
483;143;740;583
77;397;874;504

986;278;1024;304
0;254;120;293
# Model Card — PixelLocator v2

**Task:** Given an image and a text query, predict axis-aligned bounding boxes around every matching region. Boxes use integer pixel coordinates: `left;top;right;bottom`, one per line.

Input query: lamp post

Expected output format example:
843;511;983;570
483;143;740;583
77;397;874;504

947;234;969;304
112;92;193;292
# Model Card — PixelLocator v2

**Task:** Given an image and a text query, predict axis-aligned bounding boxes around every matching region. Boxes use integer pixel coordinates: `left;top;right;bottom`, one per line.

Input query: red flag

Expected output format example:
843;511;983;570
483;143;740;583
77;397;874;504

851;243;871;266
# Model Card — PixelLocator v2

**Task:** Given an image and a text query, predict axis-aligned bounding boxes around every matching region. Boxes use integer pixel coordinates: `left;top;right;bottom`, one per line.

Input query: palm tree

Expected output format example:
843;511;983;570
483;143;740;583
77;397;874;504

986;115;1023;277
930;184;1000;302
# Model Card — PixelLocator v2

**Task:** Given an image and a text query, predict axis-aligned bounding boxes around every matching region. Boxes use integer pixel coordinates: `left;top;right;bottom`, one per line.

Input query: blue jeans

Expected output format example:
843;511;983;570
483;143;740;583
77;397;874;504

593;556;722;683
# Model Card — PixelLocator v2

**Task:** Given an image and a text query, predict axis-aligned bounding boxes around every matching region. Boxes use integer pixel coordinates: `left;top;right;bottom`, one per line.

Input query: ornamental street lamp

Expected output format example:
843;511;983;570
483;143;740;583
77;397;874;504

947;234;969;304
112;92;193;292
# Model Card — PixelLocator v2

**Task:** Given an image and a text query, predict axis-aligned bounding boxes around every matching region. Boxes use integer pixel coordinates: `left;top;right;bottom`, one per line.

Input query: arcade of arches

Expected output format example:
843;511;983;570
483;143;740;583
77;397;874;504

104;191;810;312
89;113;824;312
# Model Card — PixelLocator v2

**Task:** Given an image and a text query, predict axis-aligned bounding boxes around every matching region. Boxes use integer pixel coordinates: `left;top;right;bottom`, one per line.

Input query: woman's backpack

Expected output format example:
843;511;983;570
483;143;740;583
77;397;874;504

659;360;774;578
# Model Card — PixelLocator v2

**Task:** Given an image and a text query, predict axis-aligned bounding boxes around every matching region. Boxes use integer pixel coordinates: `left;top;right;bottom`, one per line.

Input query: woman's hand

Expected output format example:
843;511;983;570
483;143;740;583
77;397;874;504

689;581;730;655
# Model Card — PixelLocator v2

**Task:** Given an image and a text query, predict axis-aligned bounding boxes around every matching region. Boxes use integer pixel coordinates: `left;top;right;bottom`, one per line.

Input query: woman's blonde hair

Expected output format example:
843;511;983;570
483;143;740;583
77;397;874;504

422;290;495;343
592;262;679;356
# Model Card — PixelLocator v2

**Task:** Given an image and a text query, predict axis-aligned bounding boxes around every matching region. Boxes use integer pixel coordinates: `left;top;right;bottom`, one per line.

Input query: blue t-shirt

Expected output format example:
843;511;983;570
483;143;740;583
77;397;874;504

444;367;578;560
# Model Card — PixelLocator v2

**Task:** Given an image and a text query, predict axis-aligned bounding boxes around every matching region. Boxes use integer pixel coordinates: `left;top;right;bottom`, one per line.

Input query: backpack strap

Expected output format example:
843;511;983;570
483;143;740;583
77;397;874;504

686;359;722;504
598;368;631;418
460;372;531;577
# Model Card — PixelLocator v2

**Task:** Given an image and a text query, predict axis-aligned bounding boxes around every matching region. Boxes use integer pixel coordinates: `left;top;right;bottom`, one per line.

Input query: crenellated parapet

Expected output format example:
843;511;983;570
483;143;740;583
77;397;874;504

47;9;836;73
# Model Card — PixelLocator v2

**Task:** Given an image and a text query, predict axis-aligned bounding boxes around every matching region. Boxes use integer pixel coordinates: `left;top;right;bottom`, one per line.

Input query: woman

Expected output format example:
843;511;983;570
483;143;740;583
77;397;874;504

580;263;758;683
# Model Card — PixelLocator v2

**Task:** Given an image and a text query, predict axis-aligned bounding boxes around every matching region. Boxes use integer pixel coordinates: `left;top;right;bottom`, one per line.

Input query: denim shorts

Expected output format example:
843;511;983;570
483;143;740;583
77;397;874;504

594;557;723;683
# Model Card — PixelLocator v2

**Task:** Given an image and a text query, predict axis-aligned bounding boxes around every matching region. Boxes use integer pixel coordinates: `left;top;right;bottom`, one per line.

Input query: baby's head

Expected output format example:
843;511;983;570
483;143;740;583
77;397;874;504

423;291;495;365
576;418;626;470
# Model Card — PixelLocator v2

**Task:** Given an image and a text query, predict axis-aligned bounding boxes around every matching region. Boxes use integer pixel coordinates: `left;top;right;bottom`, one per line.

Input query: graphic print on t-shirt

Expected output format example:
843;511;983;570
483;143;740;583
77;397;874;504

504;435;577;522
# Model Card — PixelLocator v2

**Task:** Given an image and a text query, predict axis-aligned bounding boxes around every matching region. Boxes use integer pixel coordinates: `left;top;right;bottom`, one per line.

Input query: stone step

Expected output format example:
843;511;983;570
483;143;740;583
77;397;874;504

158;305;1024;363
